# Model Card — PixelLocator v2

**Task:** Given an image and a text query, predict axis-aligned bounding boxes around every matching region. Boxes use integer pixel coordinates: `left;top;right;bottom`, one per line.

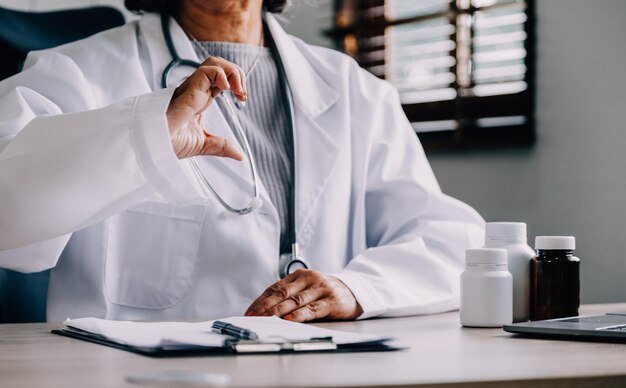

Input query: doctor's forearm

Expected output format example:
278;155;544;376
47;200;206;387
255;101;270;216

0;89;194;250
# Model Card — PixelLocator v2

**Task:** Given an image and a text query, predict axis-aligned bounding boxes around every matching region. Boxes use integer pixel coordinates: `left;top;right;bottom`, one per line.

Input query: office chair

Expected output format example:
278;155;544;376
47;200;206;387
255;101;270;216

0;6;125;323
0;5;125;80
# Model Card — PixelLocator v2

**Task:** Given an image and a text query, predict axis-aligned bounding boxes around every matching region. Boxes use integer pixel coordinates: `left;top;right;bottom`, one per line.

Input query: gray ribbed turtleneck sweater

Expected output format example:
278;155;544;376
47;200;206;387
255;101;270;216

192;41;292;254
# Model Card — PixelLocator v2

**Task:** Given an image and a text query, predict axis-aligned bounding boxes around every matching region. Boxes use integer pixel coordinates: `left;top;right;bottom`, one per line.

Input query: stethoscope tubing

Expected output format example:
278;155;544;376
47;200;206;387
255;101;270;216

189;95;261;215
160;12;261;216
159;11;305;275
160;58;199;91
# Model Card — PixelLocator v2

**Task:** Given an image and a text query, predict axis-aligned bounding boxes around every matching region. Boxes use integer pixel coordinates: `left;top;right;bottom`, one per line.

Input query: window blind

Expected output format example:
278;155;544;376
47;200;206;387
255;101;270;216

334;0;535;149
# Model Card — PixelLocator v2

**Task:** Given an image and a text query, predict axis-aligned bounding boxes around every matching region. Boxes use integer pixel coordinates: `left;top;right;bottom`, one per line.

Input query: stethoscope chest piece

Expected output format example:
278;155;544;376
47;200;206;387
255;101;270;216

278;252;309;279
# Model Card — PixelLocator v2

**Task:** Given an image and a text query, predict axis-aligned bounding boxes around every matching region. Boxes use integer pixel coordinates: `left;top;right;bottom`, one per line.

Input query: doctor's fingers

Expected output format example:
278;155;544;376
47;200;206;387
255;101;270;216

261;287;325;318
201;132;243;161
170;66;230;117
244;269;321;316
285;275;363;322
200;56;247;100
284;299;333;323
194;65;231;98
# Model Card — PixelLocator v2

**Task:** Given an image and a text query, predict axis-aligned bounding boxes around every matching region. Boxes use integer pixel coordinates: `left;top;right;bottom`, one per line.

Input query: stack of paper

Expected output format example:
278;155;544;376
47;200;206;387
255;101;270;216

60;316;395;354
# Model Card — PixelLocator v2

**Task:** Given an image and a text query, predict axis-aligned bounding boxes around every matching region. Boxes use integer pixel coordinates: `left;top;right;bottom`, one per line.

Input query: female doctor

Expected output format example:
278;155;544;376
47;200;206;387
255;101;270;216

0;0;484;323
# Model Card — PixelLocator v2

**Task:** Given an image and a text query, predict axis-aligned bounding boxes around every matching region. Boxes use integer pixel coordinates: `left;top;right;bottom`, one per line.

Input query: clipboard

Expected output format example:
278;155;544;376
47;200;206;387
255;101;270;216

51;328;403;358
52;316;404;357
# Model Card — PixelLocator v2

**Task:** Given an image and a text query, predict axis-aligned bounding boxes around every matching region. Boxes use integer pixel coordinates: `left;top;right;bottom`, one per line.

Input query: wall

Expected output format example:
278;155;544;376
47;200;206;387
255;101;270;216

428;0;626;304
3;0;625;304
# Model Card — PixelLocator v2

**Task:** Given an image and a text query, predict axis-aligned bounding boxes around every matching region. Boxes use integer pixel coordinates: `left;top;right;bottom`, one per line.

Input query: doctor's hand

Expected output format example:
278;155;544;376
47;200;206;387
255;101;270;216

244;269;363;322
166;56;247;160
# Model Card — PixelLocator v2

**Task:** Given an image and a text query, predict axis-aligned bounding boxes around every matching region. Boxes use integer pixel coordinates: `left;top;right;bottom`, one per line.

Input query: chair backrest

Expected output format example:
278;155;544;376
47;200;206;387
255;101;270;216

0;5;125;80
0;5;125;323
0;269;51;323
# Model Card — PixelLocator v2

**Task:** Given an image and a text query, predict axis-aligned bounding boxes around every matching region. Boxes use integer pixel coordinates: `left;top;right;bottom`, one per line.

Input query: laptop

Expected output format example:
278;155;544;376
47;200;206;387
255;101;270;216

503;313;626;342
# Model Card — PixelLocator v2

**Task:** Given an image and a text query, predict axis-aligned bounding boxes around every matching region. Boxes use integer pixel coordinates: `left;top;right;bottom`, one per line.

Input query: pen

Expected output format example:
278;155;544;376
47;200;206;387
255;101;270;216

211;321;259;341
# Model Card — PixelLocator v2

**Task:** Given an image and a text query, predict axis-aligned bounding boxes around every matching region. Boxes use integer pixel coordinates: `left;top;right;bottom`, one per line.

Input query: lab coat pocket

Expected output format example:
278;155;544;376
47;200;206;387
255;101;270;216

104;201;207;309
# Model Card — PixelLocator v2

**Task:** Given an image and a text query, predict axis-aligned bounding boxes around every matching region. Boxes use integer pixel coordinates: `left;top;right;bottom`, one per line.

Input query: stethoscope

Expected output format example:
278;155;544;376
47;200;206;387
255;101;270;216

160;12;308;279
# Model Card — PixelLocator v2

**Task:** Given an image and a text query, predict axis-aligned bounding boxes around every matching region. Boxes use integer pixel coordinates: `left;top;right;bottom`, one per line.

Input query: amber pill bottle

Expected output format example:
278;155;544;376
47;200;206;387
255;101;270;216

530;236;580;321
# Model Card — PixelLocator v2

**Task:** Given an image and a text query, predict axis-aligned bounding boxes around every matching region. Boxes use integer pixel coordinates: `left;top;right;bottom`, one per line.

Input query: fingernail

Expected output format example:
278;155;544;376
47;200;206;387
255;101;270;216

284;314;293;321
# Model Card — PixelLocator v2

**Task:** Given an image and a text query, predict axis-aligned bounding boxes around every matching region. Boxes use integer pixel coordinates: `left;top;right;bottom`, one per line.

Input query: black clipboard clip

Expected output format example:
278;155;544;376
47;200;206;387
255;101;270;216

224;336;337;353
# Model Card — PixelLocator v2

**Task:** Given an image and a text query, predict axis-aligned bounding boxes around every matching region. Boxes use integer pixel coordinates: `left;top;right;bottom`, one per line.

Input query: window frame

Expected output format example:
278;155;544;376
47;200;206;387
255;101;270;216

331;0;536;151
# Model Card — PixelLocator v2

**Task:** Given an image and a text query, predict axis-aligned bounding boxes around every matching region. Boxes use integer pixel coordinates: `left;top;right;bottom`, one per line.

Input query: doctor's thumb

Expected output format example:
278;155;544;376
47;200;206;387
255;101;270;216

202;133;244;161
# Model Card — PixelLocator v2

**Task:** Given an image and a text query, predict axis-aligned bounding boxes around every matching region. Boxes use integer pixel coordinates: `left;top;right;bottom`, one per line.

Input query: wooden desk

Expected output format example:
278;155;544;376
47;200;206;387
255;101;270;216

2;304;626;387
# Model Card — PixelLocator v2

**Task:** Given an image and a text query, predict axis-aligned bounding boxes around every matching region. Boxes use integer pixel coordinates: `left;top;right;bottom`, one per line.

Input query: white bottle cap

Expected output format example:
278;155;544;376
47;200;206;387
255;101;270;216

535;236;575;250
465;248;508;265
485;222;527;243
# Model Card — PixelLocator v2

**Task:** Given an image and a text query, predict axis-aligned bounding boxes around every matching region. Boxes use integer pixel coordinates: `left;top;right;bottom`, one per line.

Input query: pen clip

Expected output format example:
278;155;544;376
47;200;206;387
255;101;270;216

225;338;337;353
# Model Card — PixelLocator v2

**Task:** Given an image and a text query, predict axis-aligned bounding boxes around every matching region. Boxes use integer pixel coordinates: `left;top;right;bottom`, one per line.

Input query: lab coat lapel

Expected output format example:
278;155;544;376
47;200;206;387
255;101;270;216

138;14;256;198
265;14;341;240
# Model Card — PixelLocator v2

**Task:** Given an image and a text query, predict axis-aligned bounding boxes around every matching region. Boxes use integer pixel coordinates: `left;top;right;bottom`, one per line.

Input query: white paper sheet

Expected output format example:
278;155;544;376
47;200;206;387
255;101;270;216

64;316;390;349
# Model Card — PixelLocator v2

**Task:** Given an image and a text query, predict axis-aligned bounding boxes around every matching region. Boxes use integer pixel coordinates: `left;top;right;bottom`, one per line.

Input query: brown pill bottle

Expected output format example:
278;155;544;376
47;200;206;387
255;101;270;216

530;236;580;321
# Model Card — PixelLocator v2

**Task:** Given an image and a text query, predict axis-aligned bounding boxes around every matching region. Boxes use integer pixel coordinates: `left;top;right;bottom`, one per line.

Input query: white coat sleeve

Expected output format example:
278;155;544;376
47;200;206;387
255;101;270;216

332;79;485;319
0;51;197;270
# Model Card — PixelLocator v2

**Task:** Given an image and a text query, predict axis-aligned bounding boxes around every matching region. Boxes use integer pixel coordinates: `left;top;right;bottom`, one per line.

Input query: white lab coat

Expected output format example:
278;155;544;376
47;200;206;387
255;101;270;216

0;13;484;322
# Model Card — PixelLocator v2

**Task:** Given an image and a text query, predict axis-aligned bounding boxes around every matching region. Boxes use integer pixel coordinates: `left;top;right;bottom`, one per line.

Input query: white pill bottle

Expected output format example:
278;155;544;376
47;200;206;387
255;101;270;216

460;248;513;327
483;222;534;322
